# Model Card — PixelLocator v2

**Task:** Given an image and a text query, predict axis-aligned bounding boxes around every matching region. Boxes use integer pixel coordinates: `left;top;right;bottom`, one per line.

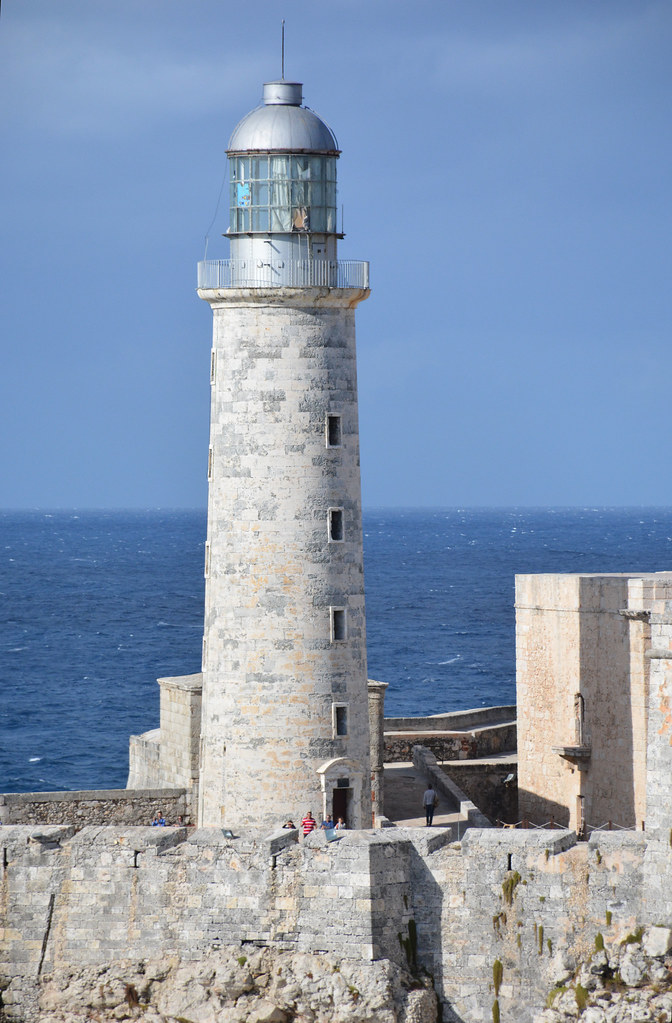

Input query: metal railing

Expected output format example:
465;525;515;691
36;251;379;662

197;258;369;290
496;817;638;837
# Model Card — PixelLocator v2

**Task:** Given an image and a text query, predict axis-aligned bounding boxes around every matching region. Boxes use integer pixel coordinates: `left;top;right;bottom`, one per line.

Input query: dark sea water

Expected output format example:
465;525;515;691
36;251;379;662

2;507;672;794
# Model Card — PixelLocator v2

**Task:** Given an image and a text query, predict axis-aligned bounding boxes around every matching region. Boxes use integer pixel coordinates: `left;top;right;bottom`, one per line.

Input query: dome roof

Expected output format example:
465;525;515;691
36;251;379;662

227;81;339;154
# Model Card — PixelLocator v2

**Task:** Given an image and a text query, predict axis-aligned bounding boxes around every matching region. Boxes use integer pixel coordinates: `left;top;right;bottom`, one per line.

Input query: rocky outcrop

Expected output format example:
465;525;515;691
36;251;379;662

533;925;672;1023
1;946;438;1023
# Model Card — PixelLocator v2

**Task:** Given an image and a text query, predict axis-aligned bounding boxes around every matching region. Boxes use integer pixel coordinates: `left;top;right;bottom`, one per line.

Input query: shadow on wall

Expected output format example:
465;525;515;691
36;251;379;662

440;764;518;825
578;577;636;830
512;788;573;830
406;838;466;1023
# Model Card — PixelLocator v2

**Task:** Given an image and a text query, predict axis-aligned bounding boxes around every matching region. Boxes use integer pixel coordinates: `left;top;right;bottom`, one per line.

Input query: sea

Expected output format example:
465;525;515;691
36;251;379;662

2;507;672;795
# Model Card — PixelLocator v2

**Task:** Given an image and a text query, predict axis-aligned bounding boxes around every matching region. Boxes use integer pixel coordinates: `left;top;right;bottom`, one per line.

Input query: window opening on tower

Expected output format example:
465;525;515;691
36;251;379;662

333;704;348;737
328;508;344;542
330;607;347;643
326;414;342;448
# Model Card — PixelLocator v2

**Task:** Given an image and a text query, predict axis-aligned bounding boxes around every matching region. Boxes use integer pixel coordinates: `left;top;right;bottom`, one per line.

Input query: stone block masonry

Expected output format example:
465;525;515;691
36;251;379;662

4;821;671;1022
516;573;672;832
0;788;187;827
198;288;372;830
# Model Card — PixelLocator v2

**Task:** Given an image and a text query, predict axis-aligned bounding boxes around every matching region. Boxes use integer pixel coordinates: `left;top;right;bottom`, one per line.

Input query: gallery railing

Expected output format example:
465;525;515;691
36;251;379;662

197;259;369;290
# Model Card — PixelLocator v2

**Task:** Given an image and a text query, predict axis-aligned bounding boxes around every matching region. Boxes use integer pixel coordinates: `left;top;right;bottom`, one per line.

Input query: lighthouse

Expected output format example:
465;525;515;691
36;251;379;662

196;80;371;829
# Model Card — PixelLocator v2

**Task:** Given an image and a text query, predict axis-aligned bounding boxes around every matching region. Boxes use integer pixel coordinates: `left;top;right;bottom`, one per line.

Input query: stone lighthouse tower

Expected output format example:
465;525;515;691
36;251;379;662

196;79;371;830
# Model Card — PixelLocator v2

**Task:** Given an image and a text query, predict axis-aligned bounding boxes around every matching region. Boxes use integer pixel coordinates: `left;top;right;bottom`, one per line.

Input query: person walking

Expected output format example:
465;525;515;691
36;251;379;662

422;786;437;827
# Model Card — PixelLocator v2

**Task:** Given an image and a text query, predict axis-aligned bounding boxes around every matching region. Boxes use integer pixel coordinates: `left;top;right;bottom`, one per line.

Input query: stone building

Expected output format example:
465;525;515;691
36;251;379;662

516;571;672;832
128;79;374;830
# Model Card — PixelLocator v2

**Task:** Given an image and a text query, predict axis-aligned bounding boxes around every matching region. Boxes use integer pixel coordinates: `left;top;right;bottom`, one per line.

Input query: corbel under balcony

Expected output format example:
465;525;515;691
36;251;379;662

552;744;592;768
619;609;651;622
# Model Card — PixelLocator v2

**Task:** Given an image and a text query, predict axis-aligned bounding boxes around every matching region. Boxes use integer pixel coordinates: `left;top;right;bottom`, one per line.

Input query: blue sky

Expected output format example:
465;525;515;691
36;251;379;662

1;0;670;508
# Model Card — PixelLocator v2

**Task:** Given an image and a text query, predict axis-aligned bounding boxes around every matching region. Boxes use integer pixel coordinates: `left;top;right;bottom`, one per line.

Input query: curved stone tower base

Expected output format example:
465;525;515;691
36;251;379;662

197;287;371;830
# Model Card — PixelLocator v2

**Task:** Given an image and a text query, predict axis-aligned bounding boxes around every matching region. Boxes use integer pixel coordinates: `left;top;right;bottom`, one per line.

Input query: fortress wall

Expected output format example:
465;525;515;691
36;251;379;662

156;673;202;790
2;823;670;1023
516;575;648;830
0;789;186;827
0;826;410;997
385;706;516;732
384;722;516;764
127;730;160;789
440;760;517;824
642;606;672;921
516;573;672;834
413;829;647;1023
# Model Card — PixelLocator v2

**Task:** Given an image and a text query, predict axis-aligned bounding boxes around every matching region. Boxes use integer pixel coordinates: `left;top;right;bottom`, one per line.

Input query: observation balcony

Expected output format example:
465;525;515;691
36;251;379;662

197;258;369;290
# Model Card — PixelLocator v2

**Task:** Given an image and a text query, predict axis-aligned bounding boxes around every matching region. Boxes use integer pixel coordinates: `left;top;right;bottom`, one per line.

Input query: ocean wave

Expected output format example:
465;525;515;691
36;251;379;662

156;621;202;629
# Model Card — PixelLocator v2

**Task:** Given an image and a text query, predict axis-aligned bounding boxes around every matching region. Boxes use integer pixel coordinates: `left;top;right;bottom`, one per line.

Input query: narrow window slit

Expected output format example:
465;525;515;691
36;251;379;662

330;607;347;642
335;705;348;736
328;508;344;542
326;414;342;448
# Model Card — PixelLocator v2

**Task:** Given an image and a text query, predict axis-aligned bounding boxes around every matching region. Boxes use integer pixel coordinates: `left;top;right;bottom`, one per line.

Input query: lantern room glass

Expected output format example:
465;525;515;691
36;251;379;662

229;154;337;234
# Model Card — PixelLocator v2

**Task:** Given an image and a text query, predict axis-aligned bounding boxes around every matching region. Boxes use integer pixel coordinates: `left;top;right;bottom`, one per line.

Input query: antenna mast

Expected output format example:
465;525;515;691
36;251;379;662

281;20;285;79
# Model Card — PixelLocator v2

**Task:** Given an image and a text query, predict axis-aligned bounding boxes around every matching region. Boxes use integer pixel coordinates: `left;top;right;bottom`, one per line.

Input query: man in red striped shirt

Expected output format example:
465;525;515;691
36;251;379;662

301;811;317;836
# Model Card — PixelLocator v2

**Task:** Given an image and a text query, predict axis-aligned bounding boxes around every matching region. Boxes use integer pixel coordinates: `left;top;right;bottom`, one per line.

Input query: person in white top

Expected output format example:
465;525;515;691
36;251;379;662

422;787;436;827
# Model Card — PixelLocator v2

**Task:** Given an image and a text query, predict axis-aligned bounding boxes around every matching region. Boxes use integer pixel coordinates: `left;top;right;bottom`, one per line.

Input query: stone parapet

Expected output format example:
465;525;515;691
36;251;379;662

385;721;516;763
2;822;672;1023
0;788;187;827
385;705;516;732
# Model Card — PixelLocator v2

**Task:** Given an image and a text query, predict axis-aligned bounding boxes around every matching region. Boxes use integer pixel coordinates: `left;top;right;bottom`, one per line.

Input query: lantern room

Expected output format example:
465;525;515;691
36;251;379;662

225;80;341;283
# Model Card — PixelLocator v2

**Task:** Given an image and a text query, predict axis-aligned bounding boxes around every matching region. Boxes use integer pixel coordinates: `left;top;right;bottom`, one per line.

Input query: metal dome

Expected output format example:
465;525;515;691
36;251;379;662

227;81;339;154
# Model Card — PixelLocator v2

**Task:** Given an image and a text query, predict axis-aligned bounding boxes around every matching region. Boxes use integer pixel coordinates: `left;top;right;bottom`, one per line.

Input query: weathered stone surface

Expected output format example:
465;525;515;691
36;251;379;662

0;788;187;827
534;928;672;1023
643;925;672;958
516;573;672;832
5;947;438;1023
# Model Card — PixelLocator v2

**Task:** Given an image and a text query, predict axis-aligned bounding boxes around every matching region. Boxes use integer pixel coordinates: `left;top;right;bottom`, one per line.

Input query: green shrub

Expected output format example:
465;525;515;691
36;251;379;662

502;871;522;906
493;959;503;997
575;984;589;1011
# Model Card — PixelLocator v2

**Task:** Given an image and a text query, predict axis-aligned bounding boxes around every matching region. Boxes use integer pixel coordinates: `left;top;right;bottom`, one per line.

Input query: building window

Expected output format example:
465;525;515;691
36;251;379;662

328;507;344;542
204;542;211;578
208;446;214;481
326;414;342;448
210;349;217;385
333;704;348;737
330;607;347;642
